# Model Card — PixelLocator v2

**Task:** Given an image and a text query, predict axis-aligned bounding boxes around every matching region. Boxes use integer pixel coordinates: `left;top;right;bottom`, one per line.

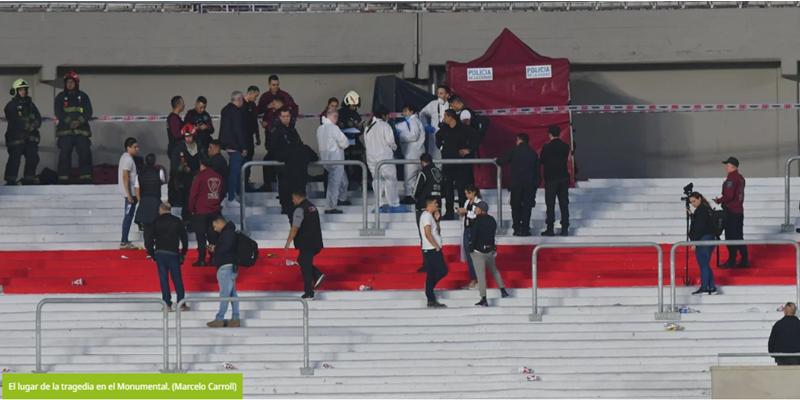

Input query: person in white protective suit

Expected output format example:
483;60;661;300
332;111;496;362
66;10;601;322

316;109;350;214
395;104;427;205
419;85;451;159
363;107;406;213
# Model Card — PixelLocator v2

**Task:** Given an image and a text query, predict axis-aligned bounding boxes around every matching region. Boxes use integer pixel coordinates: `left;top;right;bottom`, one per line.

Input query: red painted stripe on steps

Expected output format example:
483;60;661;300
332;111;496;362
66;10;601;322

0;244;796;294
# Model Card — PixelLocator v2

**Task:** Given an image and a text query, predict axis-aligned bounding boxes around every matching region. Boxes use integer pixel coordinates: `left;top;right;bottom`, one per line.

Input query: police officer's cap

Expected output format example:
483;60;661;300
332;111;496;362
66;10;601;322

722;157;740;167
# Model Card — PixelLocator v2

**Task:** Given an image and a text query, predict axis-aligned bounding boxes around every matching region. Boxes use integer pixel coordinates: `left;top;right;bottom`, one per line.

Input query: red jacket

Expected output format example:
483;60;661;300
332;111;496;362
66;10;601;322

256;89;299;132
717;170;745;214
188;167;223;215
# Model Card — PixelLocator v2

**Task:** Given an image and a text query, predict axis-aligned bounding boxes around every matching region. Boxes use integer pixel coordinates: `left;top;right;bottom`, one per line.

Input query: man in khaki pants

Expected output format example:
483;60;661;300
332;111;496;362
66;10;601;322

469;202;509;307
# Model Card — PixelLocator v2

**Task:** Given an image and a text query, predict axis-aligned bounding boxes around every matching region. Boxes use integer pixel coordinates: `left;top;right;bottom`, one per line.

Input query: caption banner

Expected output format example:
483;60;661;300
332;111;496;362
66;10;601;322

2;373;242;399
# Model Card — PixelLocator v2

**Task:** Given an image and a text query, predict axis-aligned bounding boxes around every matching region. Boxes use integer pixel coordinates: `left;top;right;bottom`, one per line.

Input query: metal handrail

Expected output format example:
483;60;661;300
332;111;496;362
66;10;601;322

35;297;168;373
671;240;800;311
782;155;800;232
364;158;503;236
175;296;312;375
717;352;800;365
240;160;368;234
529;242;669;322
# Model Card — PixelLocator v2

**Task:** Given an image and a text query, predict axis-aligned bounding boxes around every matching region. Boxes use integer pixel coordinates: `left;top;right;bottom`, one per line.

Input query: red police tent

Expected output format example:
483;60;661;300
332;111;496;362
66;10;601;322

446;28;573;188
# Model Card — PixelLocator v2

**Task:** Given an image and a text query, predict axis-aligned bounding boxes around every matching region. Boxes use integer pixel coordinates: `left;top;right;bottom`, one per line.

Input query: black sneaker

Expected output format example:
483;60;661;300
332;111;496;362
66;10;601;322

691;288;706;295
475;298;489;307
427;301;447;308
301;293;314;300
707;287;719;295
324;209;343;214
500;288;510;298
541;229;555;237
559;227;569;237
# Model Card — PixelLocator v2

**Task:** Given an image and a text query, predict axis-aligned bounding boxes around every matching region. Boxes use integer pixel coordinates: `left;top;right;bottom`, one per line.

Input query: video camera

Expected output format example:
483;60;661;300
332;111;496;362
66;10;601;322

681;182;694;202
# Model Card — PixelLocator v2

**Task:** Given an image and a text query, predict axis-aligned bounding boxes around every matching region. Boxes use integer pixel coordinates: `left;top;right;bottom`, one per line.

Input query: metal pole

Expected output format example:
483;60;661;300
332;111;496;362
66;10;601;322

240;161;248;232
162;303;169;372
375;160;383;231
495;162;504;233
35;300;44;373
176;298;183;371
361;161;368;231
782;156;800;232
530;246;541;321
300;300;312;375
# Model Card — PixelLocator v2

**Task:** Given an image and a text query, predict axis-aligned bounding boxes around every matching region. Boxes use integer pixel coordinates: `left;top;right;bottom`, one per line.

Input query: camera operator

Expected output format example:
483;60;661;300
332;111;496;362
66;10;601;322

688;192;718;295
714;157;748;268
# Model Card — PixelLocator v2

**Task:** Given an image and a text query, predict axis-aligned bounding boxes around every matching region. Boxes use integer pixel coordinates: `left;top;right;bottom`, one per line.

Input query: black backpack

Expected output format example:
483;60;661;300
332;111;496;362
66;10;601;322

709;208;726;238
235;232;259;267
467;108;490;144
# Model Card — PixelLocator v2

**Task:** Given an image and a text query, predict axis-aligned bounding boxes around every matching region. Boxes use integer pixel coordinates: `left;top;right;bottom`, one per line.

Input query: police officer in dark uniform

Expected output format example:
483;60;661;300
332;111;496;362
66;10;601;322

497;133;540;236
413;153;443;272
714;156;748;268
4;78;41;185
540;125;571;236
54;71;93;184
436;109;479;220
284;189;325;299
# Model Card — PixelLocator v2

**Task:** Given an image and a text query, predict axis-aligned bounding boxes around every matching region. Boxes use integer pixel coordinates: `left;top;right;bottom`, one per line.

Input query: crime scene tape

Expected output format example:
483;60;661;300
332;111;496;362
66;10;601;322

6;102;800;122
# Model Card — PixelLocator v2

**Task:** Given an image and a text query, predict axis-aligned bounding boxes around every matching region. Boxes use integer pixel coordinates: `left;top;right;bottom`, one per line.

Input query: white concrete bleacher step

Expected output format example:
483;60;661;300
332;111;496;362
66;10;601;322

0;286;793;398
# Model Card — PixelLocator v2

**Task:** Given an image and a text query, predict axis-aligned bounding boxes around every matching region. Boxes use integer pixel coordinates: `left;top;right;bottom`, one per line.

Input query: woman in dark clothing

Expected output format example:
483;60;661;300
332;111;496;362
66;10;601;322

688;192;718;295
135;154;167;250
169;126;200;223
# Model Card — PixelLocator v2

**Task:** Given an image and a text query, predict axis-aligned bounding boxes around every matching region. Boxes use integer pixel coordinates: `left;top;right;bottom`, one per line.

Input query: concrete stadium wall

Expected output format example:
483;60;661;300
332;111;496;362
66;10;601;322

0;9;798;180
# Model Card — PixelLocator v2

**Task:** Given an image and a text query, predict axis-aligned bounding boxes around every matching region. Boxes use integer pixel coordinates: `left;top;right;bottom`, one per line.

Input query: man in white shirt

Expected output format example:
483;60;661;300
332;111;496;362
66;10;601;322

316;109;350;214
395;104;427;205
363;107;404;212
118;137;140;250
420;85;451;159
420;197;448;308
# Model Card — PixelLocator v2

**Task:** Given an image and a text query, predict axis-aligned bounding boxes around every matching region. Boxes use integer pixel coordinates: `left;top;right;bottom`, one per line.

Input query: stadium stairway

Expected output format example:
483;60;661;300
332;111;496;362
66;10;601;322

0;178;797;294
0;286;793;398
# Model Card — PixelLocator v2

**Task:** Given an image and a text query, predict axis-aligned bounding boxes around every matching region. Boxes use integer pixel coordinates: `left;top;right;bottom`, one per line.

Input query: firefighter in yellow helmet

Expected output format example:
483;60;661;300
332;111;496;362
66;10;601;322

54;70;94;183
4;78;41;185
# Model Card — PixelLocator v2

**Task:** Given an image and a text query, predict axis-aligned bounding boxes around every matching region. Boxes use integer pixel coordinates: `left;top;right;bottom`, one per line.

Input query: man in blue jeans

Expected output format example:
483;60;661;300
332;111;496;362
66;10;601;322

146;202;189;311
207;216;241;328
118;137;140;250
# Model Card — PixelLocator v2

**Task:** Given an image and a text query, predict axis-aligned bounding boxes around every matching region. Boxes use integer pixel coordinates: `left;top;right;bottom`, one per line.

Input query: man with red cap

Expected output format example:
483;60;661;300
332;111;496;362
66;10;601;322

54;71;93;184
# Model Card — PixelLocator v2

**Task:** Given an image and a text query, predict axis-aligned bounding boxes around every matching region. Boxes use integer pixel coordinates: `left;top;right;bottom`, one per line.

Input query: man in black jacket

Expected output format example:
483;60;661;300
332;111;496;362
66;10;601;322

436;110;479;220
768;302;800;365
540;125;571;237
184;96;214;157
4;78;41;185
284;190;325;299
498;133;540;236
243;86;260;191
469;202;510;307
207;216;240;328
219;91;247;205
261;108;303;193
207;140;229;179
277;137;318;218
146;203;189;311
